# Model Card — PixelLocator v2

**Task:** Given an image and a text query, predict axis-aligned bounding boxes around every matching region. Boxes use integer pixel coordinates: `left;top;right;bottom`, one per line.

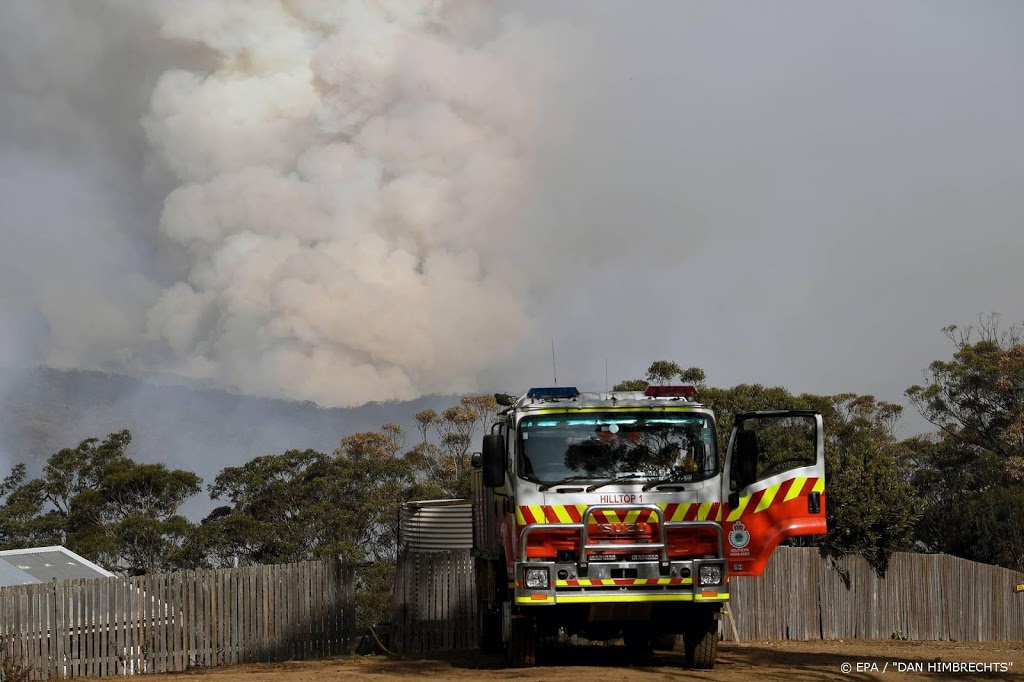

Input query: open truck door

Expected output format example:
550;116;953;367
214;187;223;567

722;410;825;576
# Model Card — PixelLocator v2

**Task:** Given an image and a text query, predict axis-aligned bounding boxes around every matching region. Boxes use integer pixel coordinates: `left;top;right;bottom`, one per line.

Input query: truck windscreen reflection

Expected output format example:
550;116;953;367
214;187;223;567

518;413;717;484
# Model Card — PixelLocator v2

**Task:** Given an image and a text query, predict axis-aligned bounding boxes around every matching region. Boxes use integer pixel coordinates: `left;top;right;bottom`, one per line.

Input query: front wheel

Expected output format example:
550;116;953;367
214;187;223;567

683;619;717;669
506;615;537;668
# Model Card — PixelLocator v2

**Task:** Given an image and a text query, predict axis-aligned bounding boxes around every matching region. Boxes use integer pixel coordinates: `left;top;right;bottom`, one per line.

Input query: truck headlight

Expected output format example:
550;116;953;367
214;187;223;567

525;567;549;589
699;564;723;586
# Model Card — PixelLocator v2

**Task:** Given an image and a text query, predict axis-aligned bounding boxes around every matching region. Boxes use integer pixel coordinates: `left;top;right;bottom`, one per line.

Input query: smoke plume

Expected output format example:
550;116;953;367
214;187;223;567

138;1;566;405
11;2;1017;414
0;1;566;407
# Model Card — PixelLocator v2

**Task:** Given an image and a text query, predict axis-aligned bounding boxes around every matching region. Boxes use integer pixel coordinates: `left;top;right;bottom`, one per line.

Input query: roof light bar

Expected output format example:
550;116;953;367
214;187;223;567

526;386;580;400
644;385;698;398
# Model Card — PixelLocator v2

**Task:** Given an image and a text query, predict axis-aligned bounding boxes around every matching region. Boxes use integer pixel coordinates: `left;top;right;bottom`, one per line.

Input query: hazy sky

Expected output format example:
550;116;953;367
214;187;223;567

1;0;1022;436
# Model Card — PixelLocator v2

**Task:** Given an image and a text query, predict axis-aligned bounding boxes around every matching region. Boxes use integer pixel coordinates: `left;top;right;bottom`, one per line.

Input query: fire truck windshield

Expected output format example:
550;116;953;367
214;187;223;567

518;413;718;485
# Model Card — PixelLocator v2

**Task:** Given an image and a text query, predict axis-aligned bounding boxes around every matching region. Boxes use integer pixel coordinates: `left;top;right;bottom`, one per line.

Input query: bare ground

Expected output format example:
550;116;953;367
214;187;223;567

146;640;1024;682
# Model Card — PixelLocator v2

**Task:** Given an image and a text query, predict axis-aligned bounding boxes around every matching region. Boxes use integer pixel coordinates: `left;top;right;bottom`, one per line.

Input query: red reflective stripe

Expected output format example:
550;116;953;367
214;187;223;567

746;489;766;515
544;506;561;523
777;478;796;500
567;505;583;522
683;504;699;521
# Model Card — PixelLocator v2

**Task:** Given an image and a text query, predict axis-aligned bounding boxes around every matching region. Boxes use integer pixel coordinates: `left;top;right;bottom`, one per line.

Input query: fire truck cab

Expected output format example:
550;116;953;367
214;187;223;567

471;386;826;668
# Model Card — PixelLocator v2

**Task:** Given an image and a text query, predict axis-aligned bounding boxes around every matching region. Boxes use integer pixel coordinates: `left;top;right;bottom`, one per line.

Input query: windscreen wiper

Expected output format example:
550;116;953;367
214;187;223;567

538;476;592;492
585;473;646;493
641;476;686;492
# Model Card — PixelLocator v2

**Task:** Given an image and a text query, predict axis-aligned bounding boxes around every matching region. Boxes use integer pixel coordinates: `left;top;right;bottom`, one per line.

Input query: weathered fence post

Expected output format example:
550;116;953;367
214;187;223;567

344;562;357;654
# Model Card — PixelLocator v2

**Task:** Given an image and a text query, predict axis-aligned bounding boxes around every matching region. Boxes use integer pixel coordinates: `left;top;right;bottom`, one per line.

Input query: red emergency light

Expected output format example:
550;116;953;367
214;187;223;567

643;385;698;398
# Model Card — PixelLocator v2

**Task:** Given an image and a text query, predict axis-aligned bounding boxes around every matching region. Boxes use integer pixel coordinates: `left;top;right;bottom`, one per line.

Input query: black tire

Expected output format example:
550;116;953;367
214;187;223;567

683;622;717;669
479;608;503;653
506;615;537;668
478;557;506;654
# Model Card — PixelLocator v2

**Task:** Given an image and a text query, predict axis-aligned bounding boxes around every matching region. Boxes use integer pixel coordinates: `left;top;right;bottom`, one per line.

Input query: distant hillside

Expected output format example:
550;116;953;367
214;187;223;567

0;366;461;517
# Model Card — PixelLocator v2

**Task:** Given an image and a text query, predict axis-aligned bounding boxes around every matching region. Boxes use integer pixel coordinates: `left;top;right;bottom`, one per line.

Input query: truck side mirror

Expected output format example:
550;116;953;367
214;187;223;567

482;434;505;488
734;429;758;490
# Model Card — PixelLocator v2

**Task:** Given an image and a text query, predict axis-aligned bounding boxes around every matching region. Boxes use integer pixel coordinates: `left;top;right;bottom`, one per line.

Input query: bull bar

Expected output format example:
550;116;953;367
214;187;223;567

517;503;725;570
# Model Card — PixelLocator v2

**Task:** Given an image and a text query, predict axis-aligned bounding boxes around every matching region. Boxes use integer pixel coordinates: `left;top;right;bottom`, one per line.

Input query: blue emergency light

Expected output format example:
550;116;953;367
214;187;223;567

526;386;580;400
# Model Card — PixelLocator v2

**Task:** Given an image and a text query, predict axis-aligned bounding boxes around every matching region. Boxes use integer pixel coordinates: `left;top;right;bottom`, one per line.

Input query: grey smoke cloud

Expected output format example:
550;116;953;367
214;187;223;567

494;1;1024;427
1;0;1023;425
135;1;572;405
1;1;571;406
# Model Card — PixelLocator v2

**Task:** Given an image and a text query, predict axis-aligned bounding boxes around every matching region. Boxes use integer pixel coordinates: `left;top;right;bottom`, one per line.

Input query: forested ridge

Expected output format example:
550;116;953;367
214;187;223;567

2;315;1022;626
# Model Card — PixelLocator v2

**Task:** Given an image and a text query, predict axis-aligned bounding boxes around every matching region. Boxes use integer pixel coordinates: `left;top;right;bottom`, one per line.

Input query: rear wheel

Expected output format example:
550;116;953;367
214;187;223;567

683;617;717;669
506;615;537;667
477;559;503;653
479;607;503;653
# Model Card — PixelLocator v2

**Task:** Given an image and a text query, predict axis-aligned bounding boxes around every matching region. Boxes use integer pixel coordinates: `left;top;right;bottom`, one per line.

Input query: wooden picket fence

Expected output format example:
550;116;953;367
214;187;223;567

0;559;357;679
6;548;1020;676
390;550;478;654
390;547;1024;651
727;547;1024;641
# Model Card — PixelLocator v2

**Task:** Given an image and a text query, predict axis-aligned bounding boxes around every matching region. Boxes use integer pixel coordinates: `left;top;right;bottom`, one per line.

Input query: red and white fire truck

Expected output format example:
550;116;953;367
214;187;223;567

471;385;826;668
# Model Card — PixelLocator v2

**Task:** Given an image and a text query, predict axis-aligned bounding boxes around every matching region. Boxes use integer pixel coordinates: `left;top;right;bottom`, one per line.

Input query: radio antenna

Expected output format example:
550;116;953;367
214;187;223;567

551;339;558;385
605;358;609;392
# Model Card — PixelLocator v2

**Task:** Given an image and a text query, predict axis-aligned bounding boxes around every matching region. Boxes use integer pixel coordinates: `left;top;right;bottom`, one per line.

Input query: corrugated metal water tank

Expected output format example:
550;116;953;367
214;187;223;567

400;499;473;552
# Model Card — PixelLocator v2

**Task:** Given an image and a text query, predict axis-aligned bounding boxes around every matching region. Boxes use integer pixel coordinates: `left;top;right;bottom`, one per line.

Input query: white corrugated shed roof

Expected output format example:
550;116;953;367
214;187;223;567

0;546;116;587
0;559;39;587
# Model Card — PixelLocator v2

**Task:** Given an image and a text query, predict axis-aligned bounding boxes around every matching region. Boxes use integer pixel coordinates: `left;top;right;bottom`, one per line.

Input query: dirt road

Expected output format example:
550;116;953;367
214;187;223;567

152;640;1024;682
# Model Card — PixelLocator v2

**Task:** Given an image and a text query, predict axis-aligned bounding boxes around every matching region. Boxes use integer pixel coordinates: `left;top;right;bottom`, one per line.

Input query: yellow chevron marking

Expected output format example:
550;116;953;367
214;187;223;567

697;502;714;521
603;510;621;523
812;478;825;493
671;503;689;522
515;508;527;525
726;496;750;522
528;505;545;524
756;482;782;513
784;477;806;501
623;509;642;523
553;506;574;524
714;505;724;522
